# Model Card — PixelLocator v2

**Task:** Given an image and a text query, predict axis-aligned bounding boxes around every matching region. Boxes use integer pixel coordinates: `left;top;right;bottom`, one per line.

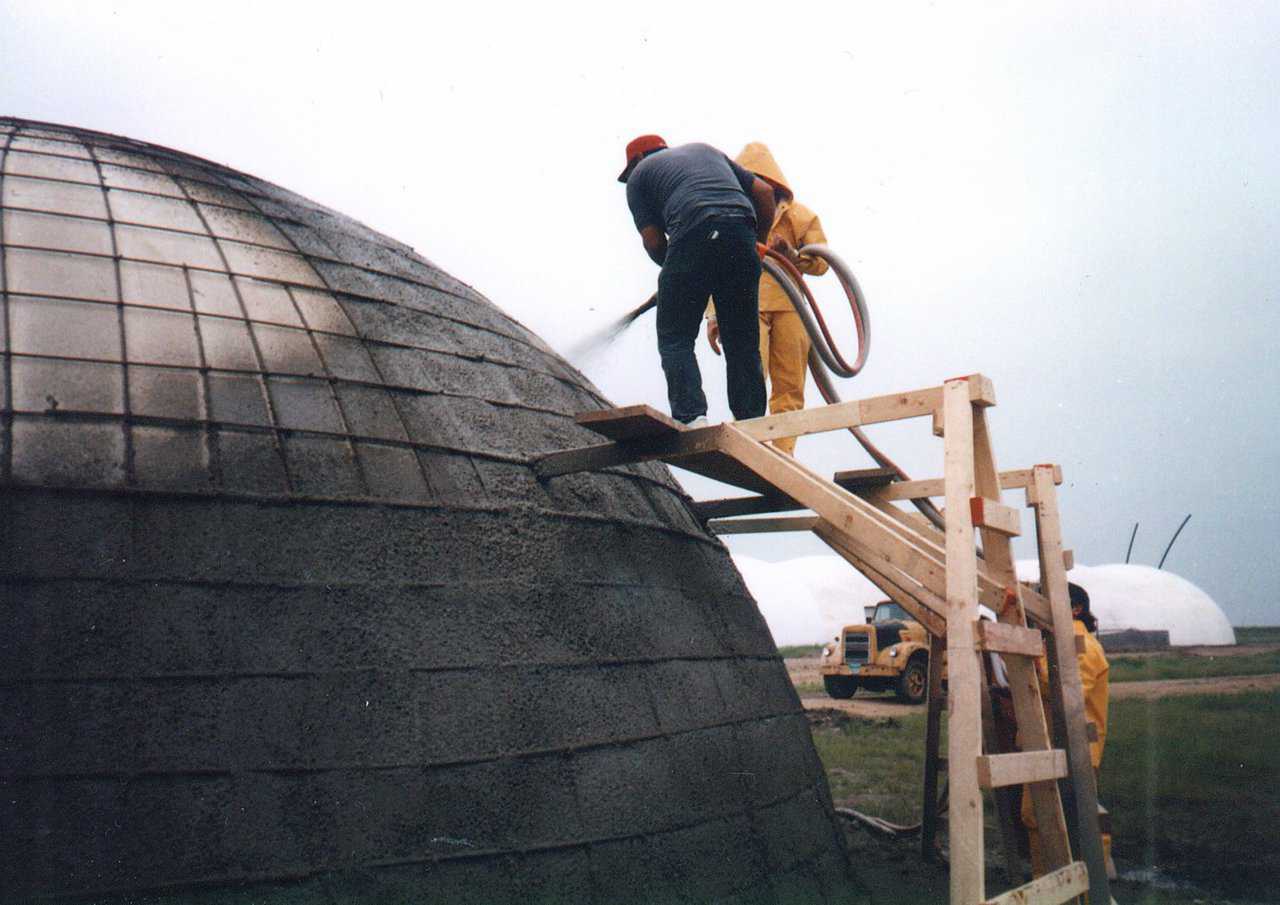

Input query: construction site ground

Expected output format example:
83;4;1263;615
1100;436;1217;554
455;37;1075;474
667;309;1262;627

791;641;1280;904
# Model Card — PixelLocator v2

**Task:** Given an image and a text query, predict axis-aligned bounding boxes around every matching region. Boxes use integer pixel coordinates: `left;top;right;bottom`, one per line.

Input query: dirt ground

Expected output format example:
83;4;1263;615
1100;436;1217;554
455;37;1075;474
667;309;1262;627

798;645;1280;904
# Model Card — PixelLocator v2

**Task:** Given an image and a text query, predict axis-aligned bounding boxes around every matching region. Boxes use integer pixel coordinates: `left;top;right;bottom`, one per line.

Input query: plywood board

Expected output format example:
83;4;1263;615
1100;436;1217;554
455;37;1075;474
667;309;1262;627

575;404;684;441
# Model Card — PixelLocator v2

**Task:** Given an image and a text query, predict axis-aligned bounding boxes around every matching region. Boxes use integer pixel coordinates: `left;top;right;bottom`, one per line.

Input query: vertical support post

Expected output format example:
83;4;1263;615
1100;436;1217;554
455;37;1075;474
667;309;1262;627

1031;466;1112;905
942;378;984;904
921;631;945;862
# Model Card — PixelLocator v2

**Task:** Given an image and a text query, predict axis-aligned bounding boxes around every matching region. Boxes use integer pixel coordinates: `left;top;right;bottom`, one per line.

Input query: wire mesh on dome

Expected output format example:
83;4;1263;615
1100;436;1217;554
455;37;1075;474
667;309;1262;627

0;119;853;904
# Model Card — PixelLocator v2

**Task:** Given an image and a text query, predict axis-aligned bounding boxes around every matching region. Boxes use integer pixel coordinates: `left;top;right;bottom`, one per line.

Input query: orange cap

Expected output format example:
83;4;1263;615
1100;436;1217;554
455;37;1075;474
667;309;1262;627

618;134;667;183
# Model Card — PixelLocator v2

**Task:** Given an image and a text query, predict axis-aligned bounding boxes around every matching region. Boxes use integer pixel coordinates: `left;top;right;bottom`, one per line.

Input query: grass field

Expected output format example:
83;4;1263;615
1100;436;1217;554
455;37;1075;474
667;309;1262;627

1109;647;1280;683
811;689;1280;903
1102;691;1280;898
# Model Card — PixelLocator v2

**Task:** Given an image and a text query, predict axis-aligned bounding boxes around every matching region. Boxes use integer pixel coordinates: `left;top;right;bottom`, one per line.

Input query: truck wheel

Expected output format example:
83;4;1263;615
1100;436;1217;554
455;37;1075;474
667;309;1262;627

895;654;928;704
824;676;858;699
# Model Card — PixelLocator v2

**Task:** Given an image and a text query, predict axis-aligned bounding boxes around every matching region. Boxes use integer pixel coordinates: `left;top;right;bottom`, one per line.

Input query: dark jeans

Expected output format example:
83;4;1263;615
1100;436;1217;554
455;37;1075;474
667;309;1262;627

656;219;766;422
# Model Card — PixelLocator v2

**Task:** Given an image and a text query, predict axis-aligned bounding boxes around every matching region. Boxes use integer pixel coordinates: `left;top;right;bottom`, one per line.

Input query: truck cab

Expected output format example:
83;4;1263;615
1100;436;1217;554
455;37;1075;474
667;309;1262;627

818;601;931;704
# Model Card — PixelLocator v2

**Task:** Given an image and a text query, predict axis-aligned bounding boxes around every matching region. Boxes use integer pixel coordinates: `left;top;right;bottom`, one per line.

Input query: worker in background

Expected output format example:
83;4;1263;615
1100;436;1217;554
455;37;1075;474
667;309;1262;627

620;135;774;426
1022;582;1114;880
705;143;828;455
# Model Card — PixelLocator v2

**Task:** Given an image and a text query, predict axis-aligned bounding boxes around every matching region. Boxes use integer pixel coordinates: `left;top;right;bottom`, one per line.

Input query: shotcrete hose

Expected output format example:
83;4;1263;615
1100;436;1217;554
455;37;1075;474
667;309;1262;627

759;244;946;532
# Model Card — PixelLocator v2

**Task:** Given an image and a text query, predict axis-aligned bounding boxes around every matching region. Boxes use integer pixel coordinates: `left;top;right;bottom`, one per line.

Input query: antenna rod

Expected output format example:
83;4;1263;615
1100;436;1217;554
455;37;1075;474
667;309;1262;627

1124;522;1139;564
1157;514;1191;569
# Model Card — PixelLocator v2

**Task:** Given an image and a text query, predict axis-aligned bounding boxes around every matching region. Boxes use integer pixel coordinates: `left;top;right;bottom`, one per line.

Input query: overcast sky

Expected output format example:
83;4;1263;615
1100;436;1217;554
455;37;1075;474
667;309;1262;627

3;1;1277;625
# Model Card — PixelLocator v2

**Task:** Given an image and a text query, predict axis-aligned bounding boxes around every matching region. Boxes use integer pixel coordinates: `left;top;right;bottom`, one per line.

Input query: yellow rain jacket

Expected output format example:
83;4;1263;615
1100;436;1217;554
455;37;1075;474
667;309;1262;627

734;142;829;310
1034;620;1109;767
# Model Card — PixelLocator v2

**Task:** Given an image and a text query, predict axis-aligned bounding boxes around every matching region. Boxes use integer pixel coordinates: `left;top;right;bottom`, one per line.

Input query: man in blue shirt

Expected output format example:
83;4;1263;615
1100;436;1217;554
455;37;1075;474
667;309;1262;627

620;135;775;425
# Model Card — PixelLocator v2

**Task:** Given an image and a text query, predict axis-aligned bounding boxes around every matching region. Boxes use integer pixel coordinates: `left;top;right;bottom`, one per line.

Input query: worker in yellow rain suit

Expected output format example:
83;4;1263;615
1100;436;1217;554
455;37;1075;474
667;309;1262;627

1022;582;1113;881
705;143;827;455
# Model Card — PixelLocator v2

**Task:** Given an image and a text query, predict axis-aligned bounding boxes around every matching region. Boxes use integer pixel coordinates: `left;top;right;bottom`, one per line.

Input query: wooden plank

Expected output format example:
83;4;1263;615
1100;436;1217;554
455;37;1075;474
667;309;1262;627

1062;548;1074;571
975;620;1045;658
576;404;683;441
733;376;995;444
970;496;1022;536
831;466;898;492
877;465;1064;502
1032;465;1112;904
708;516;819;535
920;632;946;862
942;377;985;905
689;494;801;520
981;861;1089;905
534;426;729;480
972;408;1074;874
977;750;1069;788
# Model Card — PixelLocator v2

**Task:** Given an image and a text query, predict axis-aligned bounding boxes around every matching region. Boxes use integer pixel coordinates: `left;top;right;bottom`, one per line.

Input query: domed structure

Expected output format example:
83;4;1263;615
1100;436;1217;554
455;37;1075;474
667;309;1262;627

1016;561;1235;646
732;554;884;646
0;119;852;902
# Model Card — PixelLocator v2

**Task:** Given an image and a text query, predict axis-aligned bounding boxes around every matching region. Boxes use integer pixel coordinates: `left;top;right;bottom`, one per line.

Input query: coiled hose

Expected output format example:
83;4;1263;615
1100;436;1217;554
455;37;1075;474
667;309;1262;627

759;245;945;531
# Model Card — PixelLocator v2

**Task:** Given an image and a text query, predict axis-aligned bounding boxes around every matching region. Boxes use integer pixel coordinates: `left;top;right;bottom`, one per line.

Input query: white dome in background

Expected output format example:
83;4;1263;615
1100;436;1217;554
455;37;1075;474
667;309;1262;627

1015;561;1235;646
732;554;886;646
735;554;1237;648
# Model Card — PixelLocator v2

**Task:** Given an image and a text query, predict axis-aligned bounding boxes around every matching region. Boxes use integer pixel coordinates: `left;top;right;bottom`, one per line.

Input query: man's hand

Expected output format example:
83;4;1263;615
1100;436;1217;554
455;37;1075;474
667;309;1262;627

706;319;721;356
770;236;798;262
639;224;667;266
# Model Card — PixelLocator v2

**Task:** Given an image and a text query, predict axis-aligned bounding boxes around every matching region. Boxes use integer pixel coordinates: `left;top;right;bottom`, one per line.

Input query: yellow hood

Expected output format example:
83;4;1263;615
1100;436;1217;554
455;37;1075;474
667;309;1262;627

735;142;793;201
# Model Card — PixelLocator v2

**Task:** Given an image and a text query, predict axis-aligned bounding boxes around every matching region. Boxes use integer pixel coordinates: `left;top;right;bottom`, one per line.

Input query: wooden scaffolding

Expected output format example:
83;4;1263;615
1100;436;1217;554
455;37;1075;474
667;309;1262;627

535;375;1112;905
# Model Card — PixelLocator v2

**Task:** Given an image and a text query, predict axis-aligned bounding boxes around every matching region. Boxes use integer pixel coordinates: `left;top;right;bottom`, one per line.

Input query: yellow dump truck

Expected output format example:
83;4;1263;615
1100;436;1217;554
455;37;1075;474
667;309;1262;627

818;601;931;704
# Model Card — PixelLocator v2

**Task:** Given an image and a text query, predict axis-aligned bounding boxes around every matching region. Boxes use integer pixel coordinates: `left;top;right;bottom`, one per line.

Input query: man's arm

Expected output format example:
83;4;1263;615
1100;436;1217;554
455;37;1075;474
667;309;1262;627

748;177;776;245
639;225;667;266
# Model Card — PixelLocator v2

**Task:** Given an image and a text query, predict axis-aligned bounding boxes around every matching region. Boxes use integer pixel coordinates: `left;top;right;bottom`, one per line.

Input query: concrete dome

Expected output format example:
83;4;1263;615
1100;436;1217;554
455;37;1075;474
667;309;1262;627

0;119;850;902
1016;561;1235;646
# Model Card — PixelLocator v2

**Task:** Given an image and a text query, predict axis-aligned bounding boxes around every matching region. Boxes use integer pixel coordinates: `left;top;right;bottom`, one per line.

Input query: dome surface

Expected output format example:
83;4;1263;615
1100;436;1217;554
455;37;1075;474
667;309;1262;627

1016;561;1236;646
0;119;851;902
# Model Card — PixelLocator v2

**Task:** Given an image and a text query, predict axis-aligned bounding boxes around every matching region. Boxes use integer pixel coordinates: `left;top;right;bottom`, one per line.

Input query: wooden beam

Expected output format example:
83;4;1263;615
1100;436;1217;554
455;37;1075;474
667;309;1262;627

977;750;1068;789
831;466;898;493
876;465;1064;502
970;497;1022;536
533;425;729;479
708;516;819;535
974;620;1045;658
972;408;1073;874
980;861;1089;905
942;377;985;905
733;376;995;444
689;494;801;520
1031;465;1112;905
920;632;946;862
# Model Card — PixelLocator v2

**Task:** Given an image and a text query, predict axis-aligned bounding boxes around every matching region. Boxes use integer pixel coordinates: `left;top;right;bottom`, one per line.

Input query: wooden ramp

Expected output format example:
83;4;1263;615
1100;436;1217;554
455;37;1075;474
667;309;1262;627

535;375;1113;905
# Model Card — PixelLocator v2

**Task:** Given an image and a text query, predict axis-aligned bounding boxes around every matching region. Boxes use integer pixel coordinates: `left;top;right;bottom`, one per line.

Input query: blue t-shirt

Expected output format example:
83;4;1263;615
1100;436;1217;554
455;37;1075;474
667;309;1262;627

626;143;757;245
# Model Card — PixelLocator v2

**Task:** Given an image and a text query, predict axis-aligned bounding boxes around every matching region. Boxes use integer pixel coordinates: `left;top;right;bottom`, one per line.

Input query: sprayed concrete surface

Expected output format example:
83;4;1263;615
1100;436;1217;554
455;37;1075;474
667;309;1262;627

0;119;855;903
